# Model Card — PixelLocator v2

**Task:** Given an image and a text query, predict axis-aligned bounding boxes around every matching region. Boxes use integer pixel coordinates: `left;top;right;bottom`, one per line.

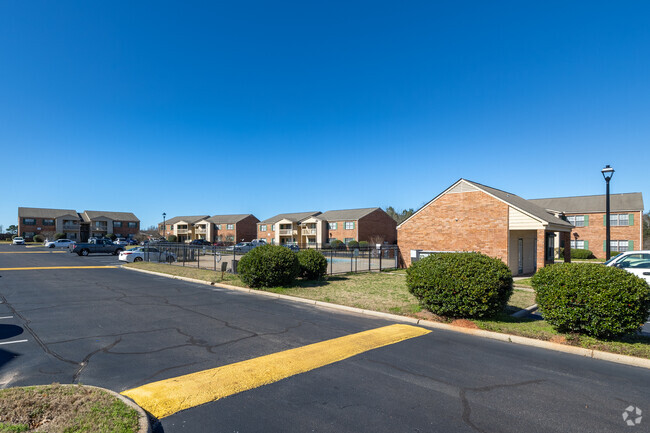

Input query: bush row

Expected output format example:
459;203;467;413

238;245;328;288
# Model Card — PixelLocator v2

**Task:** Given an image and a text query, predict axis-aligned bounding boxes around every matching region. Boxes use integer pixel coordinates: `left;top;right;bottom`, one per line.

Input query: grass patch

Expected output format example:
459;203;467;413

0;384;139;433
513;278;533;288
125;261;246;287
506;289;536;310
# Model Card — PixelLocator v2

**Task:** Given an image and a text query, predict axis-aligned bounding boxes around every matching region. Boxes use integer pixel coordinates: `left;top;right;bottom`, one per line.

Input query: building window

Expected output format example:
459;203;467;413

227;224;234;230
128;222;137;228
609;214;630;226
610;240;630;252
344;221;355;230
260;225;267;231
113;221;123;228
226;235;235;242
23;232;35;238
215;224;222;230
328;222;337;230
271;225;275;231
567;215;586;227
43;219;55;226
570;240;587;250
23;218;36;225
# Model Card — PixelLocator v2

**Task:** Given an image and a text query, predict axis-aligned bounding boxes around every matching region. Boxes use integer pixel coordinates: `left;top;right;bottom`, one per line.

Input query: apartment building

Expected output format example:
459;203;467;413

18;208;140;241
159;214;260;243
397;179;573;274
529;193;644;258
257;212;322;245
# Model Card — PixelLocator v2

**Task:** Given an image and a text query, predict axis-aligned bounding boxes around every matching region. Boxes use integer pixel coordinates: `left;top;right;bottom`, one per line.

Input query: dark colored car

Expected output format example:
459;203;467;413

126;239;139;245
283;244;300;252
190;239;212;246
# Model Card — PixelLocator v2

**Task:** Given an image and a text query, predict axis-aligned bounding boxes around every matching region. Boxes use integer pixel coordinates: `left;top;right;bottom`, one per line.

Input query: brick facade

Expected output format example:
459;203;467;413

398;190;510;267
564;211;642;258
357;208;397;244
233;214;260;242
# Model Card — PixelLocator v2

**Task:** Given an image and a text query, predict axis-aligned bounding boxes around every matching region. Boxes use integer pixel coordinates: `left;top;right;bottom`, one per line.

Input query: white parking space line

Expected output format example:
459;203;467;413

0;316;14;320
0;340;28;346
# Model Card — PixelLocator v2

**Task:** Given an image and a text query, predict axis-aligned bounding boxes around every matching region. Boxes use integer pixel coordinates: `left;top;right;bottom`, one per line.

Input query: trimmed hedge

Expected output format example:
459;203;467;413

297;249;328;280
167;235;178;243
33;234;44;243
532;263;650;338
330;240;345;250
406;252;513;318
559;248;595;260
358;241;369;248
238;244;300;288
347;240;359;249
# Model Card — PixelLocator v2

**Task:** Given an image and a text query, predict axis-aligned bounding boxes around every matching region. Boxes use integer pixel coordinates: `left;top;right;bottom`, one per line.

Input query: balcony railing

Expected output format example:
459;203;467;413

62;224;79;230
279;229;293;235
195;228;207;234
176;229;190;234
302;229;317;235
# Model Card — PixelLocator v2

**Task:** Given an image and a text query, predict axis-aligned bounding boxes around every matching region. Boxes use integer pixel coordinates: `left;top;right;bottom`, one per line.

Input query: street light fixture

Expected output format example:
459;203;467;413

601;165;615;260
162;212;167;240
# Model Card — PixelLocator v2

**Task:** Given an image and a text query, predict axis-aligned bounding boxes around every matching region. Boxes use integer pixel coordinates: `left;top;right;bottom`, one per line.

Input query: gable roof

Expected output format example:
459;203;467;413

18;207;79;219
82;210;140;222
162;215;210;225
317;207;381;221
259;211;321;224
206;214;258;224
398;179;572;229
529;193;644;213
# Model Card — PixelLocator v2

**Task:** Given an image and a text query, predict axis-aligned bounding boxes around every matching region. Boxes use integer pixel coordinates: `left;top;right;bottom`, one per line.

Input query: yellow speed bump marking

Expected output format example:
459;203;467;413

122;324;430;419
0;266;117;271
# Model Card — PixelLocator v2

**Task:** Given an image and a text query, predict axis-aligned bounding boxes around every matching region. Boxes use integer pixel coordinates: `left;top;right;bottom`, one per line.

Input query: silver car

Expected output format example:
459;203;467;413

118;247;176;263
605;251;650;284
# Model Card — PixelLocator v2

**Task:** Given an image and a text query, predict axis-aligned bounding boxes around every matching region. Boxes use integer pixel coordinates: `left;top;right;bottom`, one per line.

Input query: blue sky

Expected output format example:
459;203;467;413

2;1;649;230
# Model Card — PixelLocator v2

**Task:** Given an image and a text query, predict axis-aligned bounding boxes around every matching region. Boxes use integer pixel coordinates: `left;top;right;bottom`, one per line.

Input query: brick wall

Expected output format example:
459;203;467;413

397;190;510;267
258;223;275;243
358;209;397;244
235;215;260;242
327;221;357;243
111;221;139;238
566;211;642;258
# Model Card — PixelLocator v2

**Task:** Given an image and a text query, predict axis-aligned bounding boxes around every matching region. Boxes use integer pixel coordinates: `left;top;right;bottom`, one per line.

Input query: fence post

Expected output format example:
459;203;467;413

183;244;186;266
213;245;216;271
379;245;382;270
330;248;333;275
368;247;371;272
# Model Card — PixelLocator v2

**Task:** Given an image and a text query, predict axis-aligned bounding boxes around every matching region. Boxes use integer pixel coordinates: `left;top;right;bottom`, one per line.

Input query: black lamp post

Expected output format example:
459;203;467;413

601;165;615;260
162;212;167;239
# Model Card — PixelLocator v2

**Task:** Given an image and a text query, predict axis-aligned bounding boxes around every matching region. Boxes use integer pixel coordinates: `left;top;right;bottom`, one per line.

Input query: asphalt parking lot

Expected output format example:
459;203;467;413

0;244;649;432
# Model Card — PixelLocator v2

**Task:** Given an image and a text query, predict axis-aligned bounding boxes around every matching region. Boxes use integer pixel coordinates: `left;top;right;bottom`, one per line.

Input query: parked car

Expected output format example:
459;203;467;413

44;239;75;248
226;242;255;253
190;239;212;246
12;237;25;245
604;251;650;284
282;243;300;252
118;247;176;263
126;239;139;245
114;238;128;246
71;238;124;256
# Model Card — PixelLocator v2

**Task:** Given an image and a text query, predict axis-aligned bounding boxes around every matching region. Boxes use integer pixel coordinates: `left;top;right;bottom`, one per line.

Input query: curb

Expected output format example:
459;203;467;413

64;384;151;433
121;266;650;370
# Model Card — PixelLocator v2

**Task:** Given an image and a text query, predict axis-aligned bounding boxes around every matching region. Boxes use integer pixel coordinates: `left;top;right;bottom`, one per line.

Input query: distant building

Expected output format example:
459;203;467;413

18;207;140;241
159;214;259;243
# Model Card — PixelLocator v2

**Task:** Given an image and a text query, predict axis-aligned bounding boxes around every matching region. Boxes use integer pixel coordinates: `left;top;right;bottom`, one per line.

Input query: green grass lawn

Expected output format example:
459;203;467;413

124;262;650;360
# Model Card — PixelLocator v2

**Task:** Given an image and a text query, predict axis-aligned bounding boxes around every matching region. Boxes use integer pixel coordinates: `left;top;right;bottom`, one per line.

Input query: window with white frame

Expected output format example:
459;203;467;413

610;240;629;252
227;224;234;230
328;222;337;230
260;225;267;231
216;224;222;230
271;225;275;231
344;221;355;230
570;240;586;249
567;215;586;227
609;214;630;226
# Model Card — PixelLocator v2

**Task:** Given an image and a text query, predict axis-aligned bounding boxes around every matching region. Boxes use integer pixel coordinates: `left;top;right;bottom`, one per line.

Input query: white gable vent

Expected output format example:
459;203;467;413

448;181;479;194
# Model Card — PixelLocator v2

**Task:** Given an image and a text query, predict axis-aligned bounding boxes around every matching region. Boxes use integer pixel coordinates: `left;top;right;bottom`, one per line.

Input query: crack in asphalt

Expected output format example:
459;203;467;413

73;338;122;383
365;358;545;433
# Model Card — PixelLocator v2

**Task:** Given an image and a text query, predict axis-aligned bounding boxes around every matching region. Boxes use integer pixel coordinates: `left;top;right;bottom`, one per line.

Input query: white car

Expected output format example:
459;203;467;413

114;238;128;246
605;251;650;284
12;237;25;245
118;247;176;263
44;239;75;248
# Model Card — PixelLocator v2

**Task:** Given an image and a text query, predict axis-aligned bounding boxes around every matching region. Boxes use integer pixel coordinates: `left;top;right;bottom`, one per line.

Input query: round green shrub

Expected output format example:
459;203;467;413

33;234;44;243
560;248;595;260
406;252;513;318
54;233;66;240
167;235;178;243
347;240;359;249
106;233;117;241
330;240;345;250
358;241;369;248
297;249;328;280
238;244;300;288
532;263;650;338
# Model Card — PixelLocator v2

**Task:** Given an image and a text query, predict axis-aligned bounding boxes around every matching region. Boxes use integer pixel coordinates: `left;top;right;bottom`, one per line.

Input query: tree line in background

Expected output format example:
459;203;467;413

384;206;415;225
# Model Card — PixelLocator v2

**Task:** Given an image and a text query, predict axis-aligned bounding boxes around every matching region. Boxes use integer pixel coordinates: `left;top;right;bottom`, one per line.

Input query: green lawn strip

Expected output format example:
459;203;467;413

474;314;650;359
513;277;533;288
0;384;139;433
506;289;536;310
124;261;246;287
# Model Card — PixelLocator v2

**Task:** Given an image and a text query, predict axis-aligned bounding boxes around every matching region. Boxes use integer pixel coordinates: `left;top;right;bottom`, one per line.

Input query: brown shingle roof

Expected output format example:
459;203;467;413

529;193;644;213
18;207;79;219
317;207;381;221
206;214;258;224
162;215;210;225
259;211;321;224
82;210;140;222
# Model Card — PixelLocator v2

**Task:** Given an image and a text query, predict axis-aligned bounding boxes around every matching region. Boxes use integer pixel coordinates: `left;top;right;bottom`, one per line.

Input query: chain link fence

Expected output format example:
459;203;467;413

142;242;399;275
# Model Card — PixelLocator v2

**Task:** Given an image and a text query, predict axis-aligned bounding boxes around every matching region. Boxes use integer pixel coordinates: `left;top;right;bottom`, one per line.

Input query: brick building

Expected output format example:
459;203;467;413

257;208;397;247
529;193;644;259
159;214;259;243
397;179;573;275
18;207;140;241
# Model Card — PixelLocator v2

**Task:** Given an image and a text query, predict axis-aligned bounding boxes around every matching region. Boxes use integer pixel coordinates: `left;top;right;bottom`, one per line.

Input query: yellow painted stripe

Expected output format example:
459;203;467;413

122;324;430;419
0;266;117;271
0;251;67;254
